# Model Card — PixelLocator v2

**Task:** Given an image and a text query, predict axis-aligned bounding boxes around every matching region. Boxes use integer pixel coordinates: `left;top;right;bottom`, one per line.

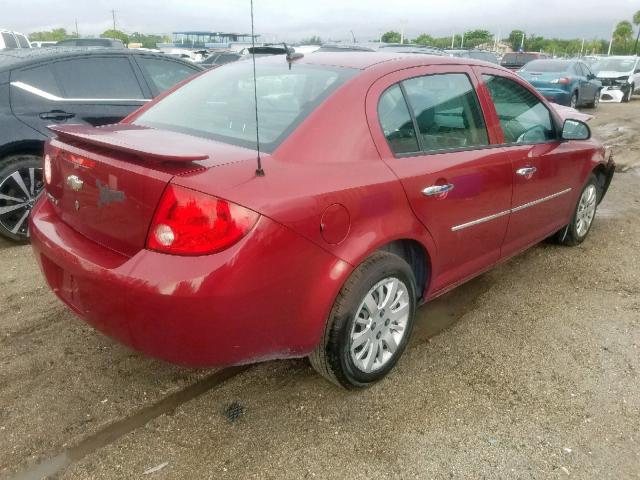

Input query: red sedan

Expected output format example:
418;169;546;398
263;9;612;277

30;53;615;388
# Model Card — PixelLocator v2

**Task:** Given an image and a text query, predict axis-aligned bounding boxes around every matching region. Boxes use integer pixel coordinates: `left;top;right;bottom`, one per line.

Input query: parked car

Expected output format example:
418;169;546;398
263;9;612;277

0;47;203;241
517;59;601;108
591;56;640;103
31;53;614;388
316;43;376;53
500;52;549;70
445;49;499;64
0;30;31;49
378;43;445;55
56;38;124;48
31;41;58;48
201;50;243;68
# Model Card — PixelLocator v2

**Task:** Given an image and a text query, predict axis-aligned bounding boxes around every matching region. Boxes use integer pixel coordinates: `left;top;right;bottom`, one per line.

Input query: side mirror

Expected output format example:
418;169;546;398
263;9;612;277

562;119;590;141
587;73;595;80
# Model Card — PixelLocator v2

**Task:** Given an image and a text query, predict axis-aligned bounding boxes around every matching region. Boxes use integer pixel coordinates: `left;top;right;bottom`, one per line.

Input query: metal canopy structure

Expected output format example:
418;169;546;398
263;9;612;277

171;31;259;48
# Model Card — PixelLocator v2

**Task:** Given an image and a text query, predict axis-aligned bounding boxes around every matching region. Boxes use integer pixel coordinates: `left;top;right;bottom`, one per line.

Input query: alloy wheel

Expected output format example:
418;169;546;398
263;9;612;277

349;277;410;373
0;166;43;239
575;184;597;238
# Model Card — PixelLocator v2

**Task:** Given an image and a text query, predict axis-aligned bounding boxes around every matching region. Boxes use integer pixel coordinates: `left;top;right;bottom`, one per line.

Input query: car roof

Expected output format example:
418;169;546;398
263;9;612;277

0;47;198;73
272;51;499;71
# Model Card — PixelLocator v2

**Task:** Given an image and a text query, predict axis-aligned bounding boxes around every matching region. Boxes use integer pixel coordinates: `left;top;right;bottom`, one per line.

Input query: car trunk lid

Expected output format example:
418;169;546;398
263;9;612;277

45;124;258;256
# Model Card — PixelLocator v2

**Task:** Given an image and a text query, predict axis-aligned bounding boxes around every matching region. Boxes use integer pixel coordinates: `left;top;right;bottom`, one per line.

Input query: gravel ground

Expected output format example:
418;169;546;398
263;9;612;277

1;101;639;479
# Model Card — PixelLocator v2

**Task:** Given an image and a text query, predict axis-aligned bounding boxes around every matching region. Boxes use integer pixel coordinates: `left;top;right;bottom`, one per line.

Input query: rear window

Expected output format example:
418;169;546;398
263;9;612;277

522;60;570;72
134;61;356;152
15;34;30;48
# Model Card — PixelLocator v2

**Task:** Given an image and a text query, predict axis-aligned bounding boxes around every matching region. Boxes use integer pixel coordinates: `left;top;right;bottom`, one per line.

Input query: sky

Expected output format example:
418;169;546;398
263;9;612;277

1;0;638;42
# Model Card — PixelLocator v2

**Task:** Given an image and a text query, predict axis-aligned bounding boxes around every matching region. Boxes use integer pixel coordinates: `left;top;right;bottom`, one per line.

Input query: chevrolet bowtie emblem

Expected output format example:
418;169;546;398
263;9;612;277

66;175;84;192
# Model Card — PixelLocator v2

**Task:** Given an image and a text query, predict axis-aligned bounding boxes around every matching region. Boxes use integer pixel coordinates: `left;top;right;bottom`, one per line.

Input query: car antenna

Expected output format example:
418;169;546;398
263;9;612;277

250;0;265;177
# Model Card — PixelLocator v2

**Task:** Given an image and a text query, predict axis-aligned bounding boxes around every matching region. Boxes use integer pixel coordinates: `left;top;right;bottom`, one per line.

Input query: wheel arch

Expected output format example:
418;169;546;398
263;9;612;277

0;139;45;162
377;238;431;302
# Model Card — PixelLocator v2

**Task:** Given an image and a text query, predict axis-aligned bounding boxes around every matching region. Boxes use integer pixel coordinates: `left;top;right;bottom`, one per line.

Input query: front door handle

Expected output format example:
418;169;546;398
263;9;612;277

422;183;454;196
516;166;537;178
39;110;75;121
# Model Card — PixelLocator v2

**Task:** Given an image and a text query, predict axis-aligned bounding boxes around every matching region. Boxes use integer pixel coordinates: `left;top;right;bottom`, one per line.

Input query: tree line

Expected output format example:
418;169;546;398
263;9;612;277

28;28;169;49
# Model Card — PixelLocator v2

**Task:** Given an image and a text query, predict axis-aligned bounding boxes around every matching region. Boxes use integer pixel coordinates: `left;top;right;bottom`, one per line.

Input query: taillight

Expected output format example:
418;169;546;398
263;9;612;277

44;154;52;184
146;184;259;256
551;77;571;85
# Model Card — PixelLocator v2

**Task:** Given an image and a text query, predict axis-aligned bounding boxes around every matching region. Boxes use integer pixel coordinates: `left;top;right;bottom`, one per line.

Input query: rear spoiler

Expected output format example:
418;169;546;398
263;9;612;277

48;124;209;163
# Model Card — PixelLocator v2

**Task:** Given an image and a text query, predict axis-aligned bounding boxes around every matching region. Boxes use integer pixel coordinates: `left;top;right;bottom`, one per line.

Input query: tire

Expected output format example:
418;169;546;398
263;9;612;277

555;174;599;246
309;251;417;388
622;84;633;103
569;91;578;109
586;90;600;109
0;154;43;242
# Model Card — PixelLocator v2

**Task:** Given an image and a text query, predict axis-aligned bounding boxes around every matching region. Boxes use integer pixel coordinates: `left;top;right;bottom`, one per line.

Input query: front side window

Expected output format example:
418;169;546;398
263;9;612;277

483;74;556;144
55;57;144;100
137;57;199;93
134;61;356;152
378;84;419;154
403;73;488;152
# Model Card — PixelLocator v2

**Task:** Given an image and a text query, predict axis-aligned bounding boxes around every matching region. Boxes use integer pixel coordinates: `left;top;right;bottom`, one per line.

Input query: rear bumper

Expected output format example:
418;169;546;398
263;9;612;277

30;196;351;367
538;88;572;106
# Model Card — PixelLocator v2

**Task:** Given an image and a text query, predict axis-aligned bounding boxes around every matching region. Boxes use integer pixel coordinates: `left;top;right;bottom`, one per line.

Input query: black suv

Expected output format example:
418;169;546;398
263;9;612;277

0;48;202;241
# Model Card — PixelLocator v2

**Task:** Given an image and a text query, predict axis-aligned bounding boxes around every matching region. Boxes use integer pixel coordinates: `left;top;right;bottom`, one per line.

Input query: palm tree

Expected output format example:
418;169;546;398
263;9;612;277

633;10;640;55
614;21;634;54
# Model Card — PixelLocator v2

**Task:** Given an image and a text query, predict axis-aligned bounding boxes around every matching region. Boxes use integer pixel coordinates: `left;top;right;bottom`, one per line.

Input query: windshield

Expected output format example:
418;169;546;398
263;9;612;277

592;58;636;73
134;61;356;152
522;60;570;72
501;53;538;65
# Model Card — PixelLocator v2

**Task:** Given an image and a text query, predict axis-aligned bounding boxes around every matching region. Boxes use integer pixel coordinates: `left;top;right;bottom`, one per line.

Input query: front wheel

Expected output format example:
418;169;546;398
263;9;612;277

309;251;417;388
556;174;598;246
622;84;634;103
586;90;600;109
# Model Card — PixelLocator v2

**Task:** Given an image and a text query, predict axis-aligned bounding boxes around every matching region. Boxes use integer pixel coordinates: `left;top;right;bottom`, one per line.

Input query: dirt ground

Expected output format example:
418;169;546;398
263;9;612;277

1;100;639;480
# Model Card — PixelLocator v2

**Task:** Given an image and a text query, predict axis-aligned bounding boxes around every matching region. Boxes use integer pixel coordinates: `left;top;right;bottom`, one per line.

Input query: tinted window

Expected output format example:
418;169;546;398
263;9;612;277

483;75;556;144
55;57;143;99
137;57;198;93
522;60;570;73
13;64;62;96
378;84;419;154
2;33;18;49
215;54;241;65
134;62;356;152
403;73;488;152
15;34;30;48
501;53;538;66
582;64;594;77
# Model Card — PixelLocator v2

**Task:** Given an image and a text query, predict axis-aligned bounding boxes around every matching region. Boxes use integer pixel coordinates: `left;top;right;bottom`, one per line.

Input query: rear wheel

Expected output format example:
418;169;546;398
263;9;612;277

309;251;417;388
0;154;43;242
569;91;578;108
556;174;598;246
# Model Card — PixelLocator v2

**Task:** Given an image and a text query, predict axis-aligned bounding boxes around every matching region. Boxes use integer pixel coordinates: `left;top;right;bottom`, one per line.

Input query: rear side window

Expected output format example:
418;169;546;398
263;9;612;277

483;75;556;144
137;57;199;94
134;62;356;152
378;85;419;154
403;73;488;153
11;64;63;108
54;57;144;99
2;33;18;49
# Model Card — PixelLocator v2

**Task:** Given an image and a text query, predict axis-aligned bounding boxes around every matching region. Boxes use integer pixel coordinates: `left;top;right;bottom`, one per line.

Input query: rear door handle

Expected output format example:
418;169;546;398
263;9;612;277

422;184;454;196
516;167;537;177
39;110;75;121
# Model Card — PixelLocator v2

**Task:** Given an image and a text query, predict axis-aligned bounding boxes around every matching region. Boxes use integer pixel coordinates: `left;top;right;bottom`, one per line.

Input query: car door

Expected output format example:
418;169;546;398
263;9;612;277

581;63;599;99
476;69;585;257
132;56;202;97
10;56;148;136
366;65;513;294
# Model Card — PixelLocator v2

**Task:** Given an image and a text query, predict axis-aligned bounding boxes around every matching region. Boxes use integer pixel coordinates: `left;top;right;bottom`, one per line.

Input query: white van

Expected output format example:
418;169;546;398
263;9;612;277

0;30;31;49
